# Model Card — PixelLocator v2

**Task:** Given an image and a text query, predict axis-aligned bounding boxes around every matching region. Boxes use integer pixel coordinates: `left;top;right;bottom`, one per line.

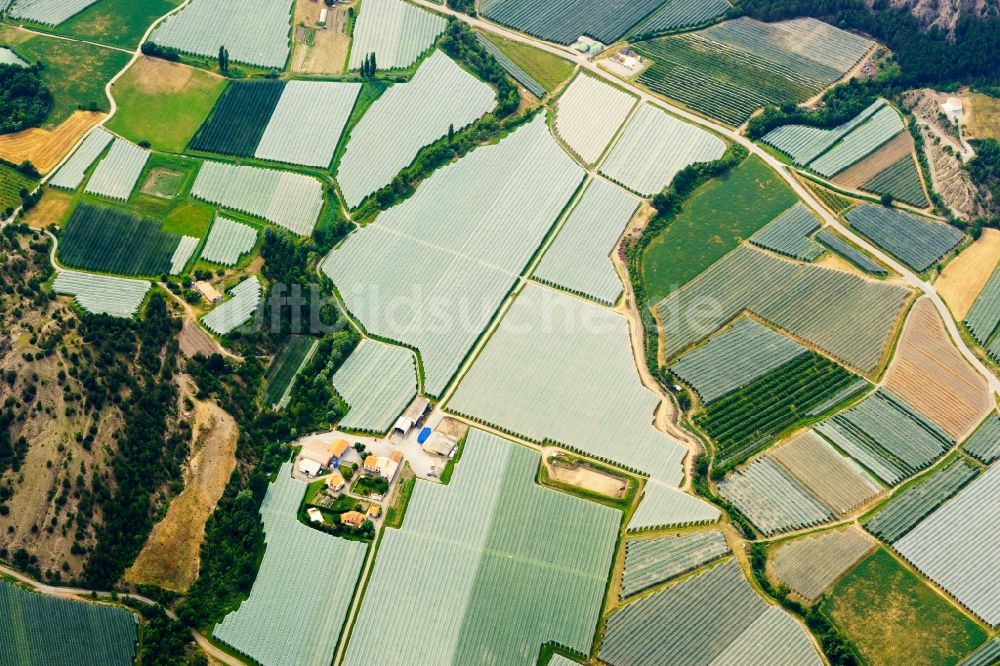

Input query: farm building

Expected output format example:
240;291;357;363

363;453;403;480
340;511;366;528
393;397;429;437
307;507;323;524
366;503;381;519
297;457;323;477
424;431;458;457
194;281;222;303
331;438;351;462
327;470;346;492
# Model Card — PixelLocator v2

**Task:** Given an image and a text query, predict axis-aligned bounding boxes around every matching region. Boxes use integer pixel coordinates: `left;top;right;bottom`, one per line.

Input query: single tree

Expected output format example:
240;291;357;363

218;45;229;74
880;193;893;207
447;123;454;143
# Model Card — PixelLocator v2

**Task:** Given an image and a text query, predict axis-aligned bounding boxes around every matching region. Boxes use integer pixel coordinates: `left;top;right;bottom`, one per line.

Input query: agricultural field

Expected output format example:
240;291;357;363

255;81;360;167
477;31;574;93
213;463;367;666
937;228;1000;319
83;138;150;201
642;156;797;301
830;130;915;189
809;106;906;178
802;178;857;215
815;389;953;486
864;456;980;544
447;283;720;529
963;413;1000;464
199;215;257;266
860;155;929;207
748;203;824;261
201;275;261;335
532;178;638;305
190;161;325;235
845;204;964;272
343;429;620;666
601;559;822;665
963;92;1000;140
964;265;1000;344
632;18;872;125
347;0;445;71
770;527;876;602
149;0;293;68
600;103;725;197
0;162;35;214
263;336;318;409
48;128;114;190
475;34;546;98
58;203;190;276
0;110;104;174
105;57;225;152
0;26;131;127
188;80;286;156
963;639;1000;666
448;283;685;486
628;0;731;38
763;100;888;166
670;318;807;404
337;51;496;207
883;297;992;439
554;74;636;165
768;430;882;515
655;245;911;373
37;0;181;49
7;0;101;27
52;270;152;317
0;580;138;665
718;457;834;535
324;117;584;396
330;339;417;433
619;531;730;599
479;0;669;44
894;463;1000;626
815;228;887;275
825;549;988;666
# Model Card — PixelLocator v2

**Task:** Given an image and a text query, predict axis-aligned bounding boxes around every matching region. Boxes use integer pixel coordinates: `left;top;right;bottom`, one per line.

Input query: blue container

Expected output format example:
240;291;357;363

417;427;432;444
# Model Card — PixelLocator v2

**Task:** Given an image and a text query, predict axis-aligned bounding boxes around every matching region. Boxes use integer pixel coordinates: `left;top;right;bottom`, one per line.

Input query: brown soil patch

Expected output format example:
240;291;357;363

178;319;217;358
833;132;915;189
126;56;198;94
291;0;352;75
884;297;992;440
815;249;864;275
0;111;104;174
124;383;238;592
21;189;73;229
545;456;627;498
935;228;1000;319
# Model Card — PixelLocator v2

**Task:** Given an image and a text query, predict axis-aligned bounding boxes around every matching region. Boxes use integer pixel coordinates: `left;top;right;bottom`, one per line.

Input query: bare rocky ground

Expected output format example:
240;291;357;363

904;88;989;219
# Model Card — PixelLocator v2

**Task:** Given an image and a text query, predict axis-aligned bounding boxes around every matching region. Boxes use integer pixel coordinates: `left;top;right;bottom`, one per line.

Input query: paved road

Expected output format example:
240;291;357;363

415;1;999;398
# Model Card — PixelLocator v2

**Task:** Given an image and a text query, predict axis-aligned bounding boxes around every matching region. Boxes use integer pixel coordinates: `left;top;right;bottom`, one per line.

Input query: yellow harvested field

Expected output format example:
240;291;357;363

21;189;73;229
0;111;104;174
935;228;1000;319
833;132;915;189
124;394;238;592
884;297;992;440
963;92;1000;141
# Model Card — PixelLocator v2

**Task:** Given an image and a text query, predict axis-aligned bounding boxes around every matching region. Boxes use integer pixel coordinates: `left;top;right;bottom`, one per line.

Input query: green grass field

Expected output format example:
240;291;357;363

331;80;391;174
824;549;987;666
0;26;131;127
45;0;181;49
642;155;797;303
0;163;35;214
480;31;574;92
106;57;226;152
